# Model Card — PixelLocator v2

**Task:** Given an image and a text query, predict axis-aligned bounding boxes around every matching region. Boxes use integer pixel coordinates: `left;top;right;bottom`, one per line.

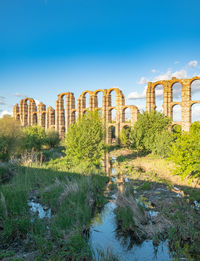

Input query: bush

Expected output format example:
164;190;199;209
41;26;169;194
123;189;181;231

46;129;60;148
132;111;171;153
0;116;23;161
119;126;134;148
23;125;46;151
64;111;104;169
168;122;200;181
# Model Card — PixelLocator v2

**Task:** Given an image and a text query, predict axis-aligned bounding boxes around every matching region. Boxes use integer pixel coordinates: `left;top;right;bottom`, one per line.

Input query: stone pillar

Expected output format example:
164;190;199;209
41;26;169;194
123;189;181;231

181;80;191;131
146;82;152;112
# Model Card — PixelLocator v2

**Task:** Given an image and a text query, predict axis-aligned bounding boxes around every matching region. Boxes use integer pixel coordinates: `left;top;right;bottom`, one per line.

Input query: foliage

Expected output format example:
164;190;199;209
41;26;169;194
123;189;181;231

0;116;23;161
151;130;174;157
45;128;60;148
23;125;47;151
64;111;105;169
168;122;200;181
132;111;171;154
119;126;134;148
0;164;108;259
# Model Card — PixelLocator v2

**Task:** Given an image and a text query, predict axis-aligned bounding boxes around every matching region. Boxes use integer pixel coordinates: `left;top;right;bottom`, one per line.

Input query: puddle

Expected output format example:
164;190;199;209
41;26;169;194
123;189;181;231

28;200;51;219
89;155;173;260
90;200;172;261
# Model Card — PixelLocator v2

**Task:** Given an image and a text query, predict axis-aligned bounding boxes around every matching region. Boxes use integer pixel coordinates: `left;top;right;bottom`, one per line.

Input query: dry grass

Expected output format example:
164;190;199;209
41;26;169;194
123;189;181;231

132;154;200;188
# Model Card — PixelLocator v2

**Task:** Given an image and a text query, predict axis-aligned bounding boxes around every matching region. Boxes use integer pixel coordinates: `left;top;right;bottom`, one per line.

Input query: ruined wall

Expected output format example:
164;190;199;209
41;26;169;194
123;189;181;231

13;76;200;142
13;87;138;143
146;76;200;131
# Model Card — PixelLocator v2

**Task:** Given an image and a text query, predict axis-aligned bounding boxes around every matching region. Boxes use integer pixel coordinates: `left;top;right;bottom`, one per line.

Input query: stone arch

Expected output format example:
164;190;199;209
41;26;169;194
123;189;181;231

171;124;182;133
80;90;93;109
108;88;117;107
32;112;37;125
108;108;116;123
122;107;131;123
190;79;200;101
16;113;20;121
108;125;116;144
94;90;104;108
191;103;200;122
172;104;182;122
153;84;164;112
71;109;77;124
171;82;182;102
41;111;46;128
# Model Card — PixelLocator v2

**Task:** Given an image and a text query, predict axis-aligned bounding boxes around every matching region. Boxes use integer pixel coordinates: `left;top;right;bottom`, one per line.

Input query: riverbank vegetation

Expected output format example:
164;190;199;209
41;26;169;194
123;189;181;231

0;111;200;260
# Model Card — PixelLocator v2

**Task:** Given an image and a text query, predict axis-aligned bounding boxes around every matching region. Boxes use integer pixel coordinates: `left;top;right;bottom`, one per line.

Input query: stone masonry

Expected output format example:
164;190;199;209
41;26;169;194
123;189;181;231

146;76;200;131
13;76;200;142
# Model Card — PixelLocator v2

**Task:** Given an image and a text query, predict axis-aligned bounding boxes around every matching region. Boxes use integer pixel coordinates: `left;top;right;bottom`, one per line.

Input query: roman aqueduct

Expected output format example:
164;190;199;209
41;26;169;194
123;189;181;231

13;76;200;143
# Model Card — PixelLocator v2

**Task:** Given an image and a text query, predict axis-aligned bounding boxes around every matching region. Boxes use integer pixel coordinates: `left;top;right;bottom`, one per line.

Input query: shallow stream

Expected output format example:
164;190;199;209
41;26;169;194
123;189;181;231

89;157;173;261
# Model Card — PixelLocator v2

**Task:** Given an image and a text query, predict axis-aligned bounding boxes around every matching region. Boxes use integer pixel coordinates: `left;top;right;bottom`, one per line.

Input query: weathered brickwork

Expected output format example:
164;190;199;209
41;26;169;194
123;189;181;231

13;77;200;142
146;76;200;131
13;87;138;143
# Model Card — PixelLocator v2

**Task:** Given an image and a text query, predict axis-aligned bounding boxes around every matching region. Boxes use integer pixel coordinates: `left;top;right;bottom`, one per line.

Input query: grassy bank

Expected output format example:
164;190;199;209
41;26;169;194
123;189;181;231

0;163;109;260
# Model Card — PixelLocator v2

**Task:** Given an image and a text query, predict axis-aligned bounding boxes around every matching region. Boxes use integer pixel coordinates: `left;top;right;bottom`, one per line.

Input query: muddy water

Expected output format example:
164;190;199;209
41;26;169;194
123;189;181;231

89;157;172;261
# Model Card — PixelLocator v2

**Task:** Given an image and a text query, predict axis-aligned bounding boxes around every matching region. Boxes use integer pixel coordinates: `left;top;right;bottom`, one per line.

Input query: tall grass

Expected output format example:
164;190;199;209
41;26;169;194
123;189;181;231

0;164;109;260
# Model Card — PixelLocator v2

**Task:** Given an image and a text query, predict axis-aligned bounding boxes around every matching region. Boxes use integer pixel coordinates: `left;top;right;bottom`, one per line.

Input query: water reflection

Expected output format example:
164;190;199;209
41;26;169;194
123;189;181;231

89;154;172;260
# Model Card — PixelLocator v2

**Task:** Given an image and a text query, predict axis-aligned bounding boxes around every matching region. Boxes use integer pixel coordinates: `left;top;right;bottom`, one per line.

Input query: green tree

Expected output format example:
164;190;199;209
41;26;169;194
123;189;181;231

168;122;200;181
0;115;23;161
46;128;60;148
119;126;135;148
132;111;171;153
64;111;104;169
23;125;46;151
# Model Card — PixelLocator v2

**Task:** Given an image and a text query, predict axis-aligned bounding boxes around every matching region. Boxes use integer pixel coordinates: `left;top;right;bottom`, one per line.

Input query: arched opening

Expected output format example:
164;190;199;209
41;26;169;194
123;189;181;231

97;91;103;108
110;90;116;107
172;82;182;102
123;107;131;123
109;108;116;123
97;109;102;117
172;104;181;122
191;103;200;122
16;113;20;121
84;93;90;109
172;124;182;133
120;125;132;146
33;113;37;125
154;84;163;112
41;112;46;128
71;111;77;124
83;110;88;116
108;125;116;144
191;80;200;101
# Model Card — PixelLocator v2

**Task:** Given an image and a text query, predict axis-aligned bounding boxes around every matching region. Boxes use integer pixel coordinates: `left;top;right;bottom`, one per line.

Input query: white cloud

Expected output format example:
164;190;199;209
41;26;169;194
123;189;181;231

188;60;198;68
127;86;147;100
138;77;148;85
152;69;157;73
35;99;40;106
0;110;12;118
153;69;187;82
174;61;179;64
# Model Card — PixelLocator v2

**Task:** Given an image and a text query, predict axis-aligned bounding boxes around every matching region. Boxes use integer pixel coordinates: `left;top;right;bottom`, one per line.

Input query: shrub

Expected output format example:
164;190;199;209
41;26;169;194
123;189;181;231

132;111;171;153
46;129;60;148
23;125;46;151
0;116;23;161
168;122;200;181
119;126;134;148
64;111;104;169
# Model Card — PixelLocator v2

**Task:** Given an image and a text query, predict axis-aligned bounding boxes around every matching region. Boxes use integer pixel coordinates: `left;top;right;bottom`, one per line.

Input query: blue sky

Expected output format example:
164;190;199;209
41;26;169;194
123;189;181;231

0;0;200;117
